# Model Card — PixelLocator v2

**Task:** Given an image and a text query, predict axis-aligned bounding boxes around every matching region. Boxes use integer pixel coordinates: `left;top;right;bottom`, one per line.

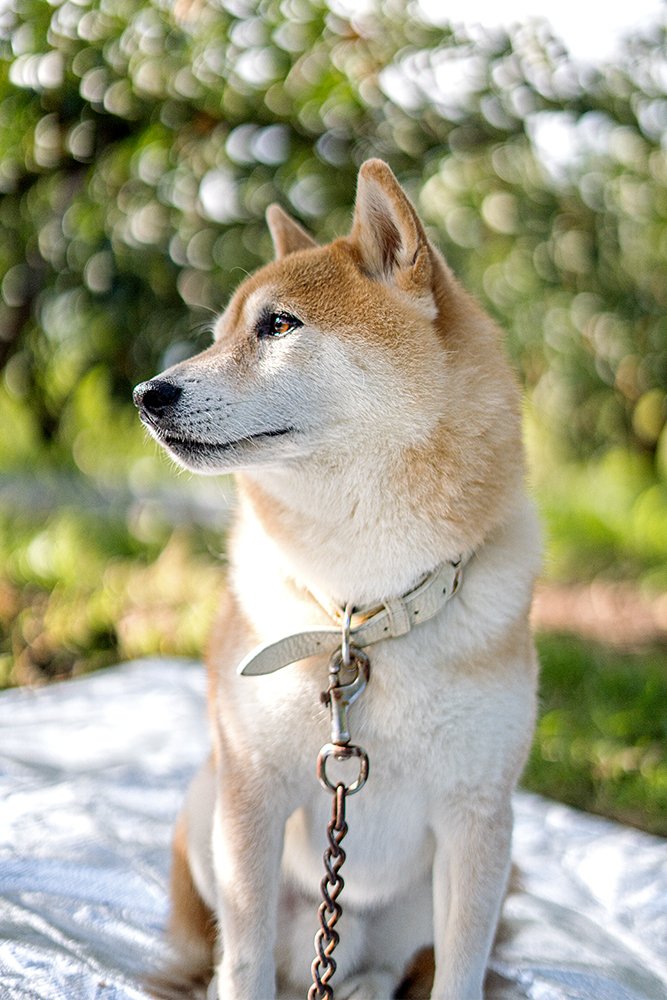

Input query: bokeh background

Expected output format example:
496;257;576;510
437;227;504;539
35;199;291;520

0;0;665;833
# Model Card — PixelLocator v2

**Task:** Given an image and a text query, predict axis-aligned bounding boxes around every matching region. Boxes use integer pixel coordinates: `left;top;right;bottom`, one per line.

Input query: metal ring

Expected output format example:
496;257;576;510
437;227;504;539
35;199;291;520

328;645;370;684
316;742;369;796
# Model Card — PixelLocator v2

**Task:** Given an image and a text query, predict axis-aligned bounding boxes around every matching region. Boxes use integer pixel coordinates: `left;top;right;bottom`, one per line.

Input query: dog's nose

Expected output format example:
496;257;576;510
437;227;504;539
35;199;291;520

133;379;182;415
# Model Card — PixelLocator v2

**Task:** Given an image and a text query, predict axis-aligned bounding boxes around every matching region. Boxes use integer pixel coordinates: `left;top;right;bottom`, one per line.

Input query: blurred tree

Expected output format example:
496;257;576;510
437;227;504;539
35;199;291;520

0;0;665;465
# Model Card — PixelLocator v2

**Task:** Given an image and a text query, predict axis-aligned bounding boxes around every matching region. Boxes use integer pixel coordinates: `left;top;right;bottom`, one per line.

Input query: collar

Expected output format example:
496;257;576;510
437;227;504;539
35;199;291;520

238;558;463;677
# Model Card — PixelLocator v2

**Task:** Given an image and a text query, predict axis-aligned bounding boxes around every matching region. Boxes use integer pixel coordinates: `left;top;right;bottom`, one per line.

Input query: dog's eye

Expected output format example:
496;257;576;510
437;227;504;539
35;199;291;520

257;311;303;339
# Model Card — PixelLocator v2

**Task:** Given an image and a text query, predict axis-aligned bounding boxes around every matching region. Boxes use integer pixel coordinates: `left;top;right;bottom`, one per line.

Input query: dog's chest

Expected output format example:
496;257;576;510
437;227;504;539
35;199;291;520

284;772;435;903
230;527;535;800
280;640;524;903
242;597;529;792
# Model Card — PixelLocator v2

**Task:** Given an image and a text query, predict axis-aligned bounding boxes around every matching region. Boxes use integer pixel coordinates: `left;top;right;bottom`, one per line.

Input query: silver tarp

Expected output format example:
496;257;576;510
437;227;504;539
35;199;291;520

1;659;666;999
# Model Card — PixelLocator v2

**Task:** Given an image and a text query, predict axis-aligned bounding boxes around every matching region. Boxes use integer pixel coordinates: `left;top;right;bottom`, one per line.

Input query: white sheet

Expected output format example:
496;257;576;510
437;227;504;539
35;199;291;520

0;660;665;999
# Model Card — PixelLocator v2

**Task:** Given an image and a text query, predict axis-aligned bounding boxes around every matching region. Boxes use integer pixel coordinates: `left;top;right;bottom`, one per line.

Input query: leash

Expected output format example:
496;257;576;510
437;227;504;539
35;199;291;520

308;604;370;1000
237;559;465;999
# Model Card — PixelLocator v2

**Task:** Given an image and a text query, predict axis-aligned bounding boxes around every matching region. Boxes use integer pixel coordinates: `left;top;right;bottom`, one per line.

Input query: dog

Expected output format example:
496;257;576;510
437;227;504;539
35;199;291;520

133;159;541;1000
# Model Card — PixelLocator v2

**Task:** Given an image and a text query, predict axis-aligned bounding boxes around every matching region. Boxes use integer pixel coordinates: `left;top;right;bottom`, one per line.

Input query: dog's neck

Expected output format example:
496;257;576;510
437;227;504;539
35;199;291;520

235;473;439;607
234;431;522;606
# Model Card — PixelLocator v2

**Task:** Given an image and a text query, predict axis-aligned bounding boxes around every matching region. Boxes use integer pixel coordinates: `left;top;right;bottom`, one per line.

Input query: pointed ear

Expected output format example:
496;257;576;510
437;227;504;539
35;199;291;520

351;159;432;296
266;204;318;259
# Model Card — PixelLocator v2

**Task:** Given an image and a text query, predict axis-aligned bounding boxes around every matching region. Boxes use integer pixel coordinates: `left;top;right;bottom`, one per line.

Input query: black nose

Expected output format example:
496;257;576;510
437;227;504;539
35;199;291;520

133;379;182;416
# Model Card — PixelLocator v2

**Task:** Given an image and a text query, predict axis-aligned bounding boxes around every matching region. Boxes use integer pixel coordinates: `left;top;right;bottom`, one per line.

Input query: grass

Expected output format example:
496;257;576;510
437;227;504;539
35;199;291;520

0;502;224;688
525;415;667;593
525;634;667;836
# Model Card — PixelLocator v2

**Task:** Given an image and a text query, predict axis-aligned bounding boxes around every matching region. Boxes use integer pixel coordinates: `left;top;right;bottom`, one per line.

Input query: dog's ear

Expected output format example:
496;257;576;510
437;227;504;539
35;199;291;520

351;160;432;296
266;204;318;258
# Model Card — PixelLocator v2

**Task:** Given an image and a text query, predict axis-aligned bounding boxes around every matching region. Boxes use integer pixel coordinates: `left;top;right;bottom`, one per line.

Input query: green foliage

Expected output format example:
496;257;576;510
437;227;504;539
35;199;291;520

525;633;667;836
0;0;665;468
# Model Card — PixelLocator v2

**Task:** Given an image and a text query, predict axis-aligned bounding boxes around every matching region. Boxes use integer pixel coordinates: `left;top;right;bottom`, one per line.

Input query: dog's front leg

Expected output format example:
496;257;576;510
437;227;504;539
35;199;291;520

430;800;512;1000
211;770;286;1000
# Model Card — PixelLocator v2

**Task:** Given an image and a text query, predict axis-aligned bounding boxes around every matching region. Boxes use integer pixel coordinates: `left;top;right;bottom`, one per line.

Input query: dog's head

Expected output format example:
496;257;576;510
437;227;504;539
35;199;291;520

133;159;505;477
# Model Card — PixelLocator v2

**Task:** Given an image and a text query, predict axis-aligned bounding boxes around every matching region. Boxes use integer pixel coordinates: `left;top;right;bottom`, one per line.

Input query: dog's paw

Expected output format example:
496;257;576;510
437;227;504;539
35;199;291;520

336;970;397;1000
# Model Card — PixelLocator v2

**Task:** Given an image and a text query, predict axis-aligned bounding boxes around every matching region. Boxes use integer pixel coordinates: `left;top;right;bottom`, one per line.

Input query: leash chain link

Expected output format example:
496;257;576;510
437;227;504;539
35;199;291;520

309;602;370;1000
307;783;347;1000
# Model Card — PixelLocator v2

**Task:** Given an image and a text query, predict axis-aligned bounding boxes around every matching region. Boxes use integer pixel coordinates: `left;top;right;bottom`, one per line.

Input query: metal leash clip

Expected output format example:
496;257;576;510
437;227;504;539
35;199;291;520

317;602;370;796
317;656;370;795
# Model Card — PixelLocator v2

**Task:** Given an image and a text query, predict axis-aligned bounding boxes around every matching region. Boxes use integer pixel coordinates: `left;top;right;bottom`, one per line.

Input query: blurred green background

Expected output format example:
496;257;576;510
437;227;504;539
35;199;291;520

0;0;665;834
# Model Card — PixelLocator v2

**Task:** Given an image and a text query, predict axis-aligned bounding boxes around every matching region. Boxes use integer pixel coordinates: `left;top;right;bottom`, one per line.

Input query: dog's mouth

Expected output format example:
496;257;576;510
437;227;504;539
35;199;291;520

157;426;297;456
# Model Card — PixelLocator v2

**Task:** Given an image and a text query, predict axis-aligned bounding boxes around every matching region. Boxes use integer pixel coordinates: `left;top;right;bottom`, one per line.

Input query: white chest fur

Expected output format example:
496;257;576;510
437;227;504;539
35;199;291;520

224;495;541;906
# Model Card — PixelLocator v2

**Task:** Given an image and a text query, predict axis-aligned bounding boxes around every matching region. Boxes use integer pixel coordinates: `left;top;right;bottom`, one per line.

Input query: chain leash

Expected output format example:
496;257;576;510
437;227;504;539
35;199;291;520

308;604;370;1000
307;783;347;1000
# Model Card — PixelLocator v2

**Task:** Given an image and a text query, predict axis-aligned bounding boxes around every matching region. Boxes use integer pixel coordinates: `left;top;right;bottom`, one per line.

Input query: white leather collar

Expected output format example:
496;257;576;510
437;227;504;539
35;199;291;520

238;559;463;677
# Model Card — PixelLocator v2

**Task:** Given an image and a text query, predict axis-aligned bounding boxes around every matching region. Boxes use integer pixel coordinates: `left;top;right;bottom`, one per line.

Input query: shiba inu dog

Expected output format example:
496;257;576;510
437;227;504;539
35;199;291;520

133;160;541;1000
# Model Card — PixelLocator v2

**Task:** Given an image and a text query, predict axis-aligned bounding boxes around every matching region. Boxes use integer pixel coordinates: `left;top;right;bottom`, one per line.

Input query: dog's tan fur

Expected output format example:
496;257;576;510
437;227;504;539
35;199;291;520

135;160;541;999
169;810;216;973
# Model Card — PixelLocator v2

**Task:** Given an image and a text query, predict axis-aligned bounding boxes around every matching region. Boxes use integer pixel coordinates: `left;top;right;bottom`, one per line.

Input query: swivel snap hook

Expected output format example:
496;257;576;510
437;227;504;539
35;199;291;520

324;647;370;747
